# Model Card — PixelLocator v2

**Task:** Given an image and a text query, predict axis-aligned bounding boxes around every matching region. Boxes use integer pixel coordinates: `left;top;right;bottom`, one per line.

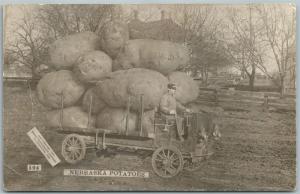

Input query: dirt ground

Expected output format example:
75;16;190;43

3;83;296;191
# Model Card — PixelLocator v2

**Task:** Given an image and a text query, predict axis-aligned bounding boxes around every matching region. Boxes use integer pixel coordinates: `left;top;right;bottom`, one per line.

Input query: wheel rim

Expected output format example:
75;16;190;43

62;134;86;164
152;146;183;178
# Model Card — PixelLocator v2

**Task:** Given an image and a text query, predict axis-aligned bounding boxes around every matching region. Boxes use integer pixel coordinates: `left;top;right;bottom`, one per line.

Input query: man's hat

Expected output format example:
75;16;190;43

167;83;176;90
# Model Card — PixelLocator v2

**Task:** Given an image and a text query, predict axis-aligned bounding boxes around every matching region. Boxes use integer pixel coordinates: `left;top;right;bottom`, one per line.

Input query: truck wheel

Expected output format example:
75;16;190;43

62;134;86;164
152;146;183;178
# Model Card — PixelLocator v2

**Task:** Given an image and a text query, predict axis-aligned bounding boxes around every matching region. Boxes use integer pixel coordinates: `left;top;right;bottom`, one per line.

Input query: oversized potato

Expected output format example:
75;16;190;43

96;108;137;134
94;68;168;111
37;70;85;108
96;108;155;138
46;106;95;129
82;87;106;114
168;71;199;104
73;51;112;83
113;39;190;75
100;20;129;59
49;31;100;70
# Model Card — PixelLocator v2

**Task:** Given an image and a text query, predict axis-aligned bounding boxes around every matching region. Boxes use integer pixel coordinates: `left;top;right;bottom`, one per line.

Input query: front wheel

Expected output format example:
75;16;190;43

152;146;183;178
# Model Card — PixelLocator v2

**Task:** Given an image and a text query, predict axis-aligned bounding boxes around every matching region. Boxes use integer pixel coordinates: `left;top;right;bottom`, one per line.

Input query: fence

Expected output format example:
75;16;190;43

197;87;296;112
3;77;39;88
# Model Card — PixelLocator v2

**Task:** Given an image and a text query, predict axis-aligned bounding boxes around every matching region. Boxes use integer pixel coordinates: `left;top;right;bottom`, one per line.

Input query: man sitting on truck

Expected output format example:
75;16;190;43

159;83;191;141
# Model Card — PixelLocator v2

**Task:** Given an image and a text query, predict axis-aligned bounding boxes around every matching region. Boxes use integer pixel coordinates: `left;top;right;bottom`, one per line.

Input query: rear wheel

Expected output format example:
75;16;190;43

62;134;86;164
152;146;183;178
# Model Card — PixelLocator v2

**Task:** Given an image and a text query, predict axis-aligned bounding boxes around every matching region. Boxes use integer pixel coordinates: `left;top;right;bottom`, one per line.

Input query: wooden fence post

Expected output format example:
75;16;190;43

263;93;269;112
214;90;218;106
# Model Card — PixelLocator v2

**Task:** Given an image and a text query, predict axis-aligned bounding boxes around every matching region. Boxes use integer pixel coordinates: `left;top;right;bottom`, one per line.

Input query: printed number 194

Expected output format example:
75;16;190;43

27;164;42;171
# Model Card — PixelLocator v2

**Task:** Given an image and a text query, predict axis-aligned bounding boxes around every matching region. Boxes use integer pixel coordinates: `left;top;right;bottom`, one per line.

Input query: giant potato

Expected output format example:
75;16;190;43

82;87;106;114
113;39;190;75
168;71;199;104
73;51;112;83
37;70;85;108
94;68;168;111
46;106;95;129
100;20;129;59
96;107;155;138
49;31;100;70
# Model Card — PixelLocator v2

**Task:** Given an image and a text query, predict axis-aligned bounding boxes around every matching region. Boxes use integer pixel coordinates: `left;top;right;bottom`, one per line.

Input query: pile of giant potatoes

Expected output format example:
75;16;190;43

37;20;199;138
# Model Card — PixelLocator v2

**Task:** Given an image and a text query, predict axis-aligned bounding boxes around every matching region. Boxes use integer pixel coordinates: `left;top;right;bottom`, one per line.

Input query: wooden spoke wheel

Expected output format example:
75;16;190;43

152;146;183;178
62;134;86;164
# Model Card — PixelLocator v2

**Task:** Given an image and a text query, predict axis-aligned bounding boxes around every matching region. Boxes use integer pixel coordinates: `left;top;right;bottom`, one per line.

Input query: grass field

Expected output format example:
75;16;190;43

3;82;296;191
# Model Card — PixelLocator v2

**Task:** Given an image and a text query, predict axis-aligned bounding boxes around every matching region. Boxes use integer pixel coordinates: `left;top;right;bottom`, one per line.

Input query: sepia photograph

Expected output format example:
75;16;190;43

2;3;296;191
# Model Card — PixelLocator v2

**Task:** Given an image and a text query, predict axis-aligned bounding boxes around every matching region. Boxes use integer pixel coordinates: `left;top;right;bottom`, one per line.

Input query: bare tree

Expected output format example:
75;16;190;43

172;5;221;43
36;5;116;38
5;5;118;78
226;5;267;90
172;5;231;83
6;8;49;77
257;4;296;96
189;36;232;84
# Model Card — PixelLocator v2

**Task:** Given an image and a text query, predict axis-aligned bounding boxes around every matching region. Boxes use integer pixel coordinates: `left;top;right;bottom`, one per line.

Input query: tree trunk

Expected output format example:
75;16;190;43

204;65;209;85
249;75;255;91
201;65;209;85
248;66;256;91
204;70;208;85
31;62;39;79
241;69;245;79
280;75;285;97
201;67;205;84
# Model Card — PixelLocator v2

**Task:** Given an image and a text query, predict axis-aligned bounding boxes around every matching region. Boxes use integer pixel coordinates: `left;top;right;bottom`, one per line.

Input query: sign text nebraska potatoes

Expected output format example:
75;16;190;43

64;169;149;178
